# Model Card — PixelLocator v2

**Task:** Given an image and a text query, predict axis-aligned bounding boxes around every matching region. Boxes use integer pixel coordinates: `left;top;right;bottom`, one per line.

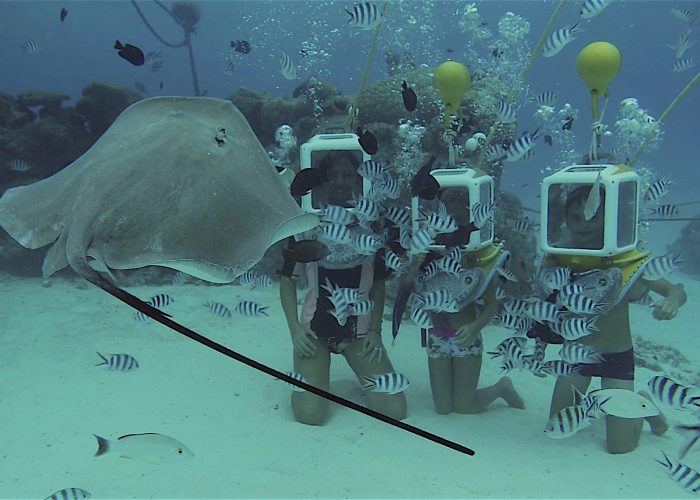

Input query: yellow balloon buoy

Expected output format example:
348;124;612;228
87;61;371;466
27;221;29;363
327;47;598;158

576;41;621;120
433;61;471;129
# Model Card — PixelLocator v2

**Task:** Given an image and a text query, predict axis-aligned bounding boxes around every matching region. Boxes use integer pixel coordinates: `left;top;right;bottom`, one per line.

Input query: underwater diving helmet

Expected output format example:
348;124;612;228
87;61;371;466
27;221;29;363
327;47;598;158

412;167;495;252
299;133;372;213
540;164;640;256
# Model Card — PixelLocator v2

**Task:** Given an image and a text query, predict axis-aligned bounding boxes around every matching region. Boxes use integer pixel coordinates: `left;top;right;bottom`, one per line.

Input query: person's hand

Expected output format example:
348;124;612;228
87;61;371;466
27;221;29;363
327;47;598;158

454;323;479;347
359;330;386;363
652;298;680;321
290;322;318;357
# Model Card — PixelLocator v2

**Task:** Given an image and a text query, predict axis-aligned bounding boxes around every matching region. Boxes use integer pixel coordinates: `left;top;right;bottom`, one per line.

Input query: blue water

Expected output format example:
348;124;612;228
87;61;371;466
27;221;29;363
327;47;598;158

1;1;699;497
1;1;697;212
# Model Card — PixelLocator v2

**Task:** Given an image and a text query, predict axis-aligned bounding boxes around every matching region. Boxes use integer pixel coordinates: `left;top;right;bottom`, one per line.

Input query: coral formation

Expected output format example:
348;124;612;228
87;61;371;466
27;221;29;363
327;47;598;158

75;82;141;140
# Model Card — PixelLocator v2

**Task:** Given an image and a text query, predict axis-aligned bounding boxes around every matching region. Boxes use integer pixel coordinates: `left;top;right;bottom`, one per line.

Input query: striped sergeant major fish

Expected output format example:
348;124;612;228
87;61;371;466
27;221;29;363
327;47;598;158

647;375;700;411
559;343;604;364
206;300;232;318
559;292;606;314
409;307;432;329
321;204;354;225
644;175;673;202
235;300;269;317
544;403;591;438
348;299;374;316
346;1;383;30
21;39;40;54
642;251;685;281
656;451;700;494
357;159;387;180
670;8;698;24
648;204;680;217
672;57;695;73
95;352;139;372
580;0;614;19
279;52;297;80
44;488;91;500
282;371;309;392
496;100;517;124
543;21;583;57
135;293;175;322
531;91;558;106
554;316;599;341
504;129;540;162
320;222;353;244
361;372;410;394
148;293;174;309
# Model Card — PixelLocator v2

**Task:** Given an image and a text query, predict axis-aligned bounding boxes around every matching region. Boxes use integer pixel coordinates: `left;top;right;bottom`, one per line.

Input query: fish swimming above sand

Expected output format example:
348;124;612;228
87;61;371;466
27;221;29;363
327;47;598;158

94;433;194;465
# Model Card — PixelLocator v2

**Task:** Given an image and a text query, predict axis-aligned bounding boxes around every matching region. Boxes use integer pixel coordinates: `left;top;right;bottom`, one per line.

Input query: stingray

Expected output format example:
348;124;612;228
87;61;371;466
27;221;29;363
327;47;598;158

0;96;319;284
0;96;474;455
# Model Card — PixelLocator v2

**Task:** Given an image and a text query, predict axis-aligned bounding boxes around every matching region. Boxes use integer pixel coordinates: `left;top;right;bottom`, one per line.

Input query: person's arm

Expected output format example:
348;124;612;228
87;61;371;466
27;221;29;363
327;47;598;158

641;277;687;320
279;276;300;329
454;281;497;346
280;275;317;356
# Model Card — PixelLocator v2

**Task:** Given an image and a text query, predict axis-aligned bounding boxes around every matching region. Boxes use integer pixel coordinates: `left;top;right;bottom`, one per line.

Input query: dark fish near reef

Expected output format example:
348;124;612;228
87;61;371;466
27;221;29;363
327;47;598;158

491;47;503;58
446;48;454;53
159;81;164;90
282;238;330;263
231;40;251;54
290;168;326;197
544;134;553;146
114;40;145;66
60;7;68;21
562;115;574;131
357;128;378;155
410;155;439;199
401;80;417;111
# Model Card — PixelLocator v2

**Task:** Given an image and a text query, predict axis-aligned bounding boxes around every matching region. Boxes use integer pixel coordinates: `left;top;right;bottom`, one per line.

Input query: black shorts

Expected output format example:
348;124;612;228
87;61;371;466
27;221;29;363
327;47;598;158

577;349;634;381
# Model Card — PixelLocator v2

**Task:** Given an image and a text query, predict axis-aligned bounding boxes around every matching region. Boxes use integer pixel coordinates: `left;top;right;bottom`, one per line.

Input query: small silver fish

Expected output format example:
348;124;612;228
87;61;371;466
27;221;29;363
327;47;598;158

583;170;602;221
93;433;194;465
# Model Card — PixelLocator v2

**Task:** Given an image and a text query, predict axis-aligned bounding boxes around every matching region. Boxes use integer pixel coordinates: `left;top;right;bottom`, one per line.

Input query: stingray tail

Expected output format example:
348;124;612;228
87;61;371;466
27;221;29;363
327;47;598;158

392;279;415;345
68;257;475;457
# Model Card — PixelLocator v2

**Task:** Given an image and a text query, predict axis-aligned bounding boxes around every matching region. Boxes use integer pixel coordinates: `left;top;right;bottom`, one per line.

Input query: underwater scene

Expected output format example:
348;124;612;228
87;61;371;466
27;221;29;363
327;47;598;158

1;0;700;498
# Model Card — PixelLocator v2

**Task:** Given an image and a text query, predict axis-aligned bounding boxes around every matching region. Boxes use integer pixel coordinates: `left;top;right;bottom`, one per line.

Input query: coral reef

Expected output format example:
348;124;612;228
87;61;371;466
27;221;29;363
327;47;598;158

634;337;700;387
75;82;141;140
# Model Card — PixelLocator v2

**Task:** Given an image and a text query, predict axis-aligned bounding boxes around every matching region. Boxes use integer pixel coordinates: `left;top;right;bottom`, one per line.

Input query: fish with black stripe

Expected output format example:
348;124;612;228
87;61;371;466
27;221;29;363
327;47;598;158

44;488;90;500
346;1;383;30
95;352;139;371
361;372;410;394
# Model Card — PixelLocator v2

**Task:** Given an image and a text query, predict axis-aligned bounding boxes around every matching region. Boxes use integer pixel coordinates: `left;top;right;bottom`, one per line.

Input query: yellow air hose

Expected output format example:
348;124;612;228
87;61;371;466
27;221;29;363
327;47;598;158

628;71;700;168
476;0;567;170
345;1;390;131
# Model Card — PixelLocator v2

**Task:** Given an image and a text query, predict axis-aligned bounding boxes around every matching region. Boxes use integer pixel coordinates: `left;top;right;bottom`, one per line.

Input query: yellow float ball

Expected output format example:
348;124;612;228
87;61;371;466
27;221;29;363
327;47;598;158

433;61;471;110
576;41;621;96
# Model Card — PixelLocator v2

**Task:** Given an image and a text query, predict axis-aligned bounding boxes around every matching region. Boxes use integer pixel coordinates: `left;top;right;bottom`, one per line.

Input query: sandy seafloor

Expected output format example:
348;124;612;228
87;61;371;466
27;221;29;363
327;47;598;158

1;270;698;499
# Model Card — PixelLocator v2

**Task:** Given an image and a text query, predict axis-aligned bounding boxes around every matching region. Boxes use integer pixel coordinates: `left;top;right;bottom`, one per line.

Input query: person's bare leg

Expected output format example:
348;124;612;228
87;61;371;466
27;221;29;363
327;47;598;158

638;389;669;436
343;339;407;420
428;356;454;414
453;356;525;414
548;373;592;418
602;378;643;454
291;339;331;426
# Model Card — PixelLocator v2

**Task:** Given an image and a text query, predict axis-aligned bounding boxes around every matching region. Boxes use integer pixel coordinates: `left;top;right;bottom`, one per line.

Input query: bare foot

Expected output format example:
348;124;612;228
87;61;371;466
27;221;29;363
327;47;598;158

647;413;669;436
498;377;526;409
638;390;669;436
